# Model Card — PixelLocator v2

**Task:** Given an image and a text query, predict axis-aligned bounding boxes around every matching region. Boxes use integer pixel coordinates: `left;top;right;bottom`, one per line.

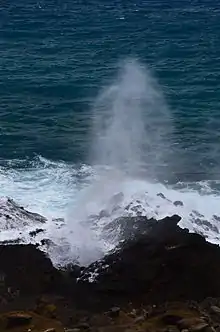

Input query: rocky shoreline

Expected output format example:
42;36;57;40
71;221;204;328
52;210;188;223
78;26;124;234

1;213;220;332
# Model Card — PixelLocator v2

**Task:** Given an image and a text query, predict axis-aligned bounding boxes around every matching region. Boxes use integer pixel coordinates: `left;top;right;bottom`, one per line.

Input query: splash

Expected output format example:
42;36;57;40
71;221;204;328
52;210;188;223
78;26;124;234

91;59;173;179
62;60;175;262
1;61;220;267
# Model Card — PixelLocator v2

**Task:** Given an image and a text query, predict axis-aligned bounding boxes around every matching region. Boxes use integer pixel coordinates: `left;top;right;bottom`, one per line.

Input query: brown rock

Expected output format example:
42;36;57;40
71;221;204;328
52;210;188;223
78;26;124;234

5;312;32;329
43;329;56;332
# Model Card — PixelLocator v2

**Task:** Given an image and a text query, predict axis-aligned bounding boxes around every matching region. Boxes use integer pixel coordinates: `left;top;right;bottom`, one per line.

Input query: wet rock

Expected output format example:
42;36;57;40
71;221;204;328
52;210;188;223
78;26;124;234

0;197;46;231
43;329;56;332
157;193;167;199
0;238;23;245
29;228;45;237
125;203;132;211
173;201;184;207
40;239;55;247
192;211;205;218
52;218;65;226
76;214;220;310
3;211;220;318
88;214;99;221
103;215;159;242
193;219;219;234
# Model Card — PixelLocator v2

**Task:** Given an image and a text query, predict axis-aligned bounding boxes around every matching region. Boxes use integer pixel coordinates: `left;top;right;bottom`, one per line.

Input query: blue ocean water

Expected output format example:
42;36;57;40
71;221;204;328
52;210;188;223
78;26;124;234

1;0;220;264
1;0;220;173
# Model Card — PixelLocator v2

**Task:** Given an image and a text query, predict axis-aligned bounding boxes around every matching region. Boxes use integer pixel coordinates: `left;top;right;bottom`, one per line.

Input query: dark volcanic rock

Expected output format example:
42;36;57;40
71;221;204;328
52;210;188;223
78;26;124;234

157;193;167;199
173;201;184;207
103;215;158;242
2;214;220;315
29;228;45;237
0;244;62;295
103;214;181;243
76;215;220;309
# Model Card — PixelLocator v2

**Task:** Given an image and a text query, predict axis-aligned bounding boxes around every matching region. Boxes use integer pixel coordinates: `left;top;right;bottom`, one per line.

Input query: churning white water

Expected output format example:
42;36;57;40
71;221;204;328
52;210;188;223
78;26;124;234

1;60;220;266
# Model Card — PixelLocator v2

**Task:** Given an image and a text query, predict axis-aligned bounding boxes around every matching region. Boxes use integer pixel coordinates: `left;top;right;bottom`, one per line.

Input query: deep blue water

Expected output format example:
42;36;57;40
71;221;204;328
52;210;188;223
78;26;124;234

1;0;220;180
2;0;220;261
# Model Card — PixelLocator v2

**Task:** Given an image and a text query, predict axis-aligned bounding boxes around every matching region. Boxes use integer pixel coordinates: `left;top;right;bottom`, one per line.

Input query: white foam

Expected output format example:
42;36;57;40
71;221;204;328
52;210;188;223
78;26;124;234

1;60;220;265
0;156;80;218
1;159;220;265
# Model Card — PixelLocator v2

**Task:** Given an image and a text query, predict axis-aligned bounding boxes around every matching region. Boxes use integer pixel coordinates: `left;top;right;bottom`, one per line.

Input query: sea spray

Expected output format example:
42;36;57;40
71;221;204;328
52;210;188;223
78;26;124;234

62;59;176;262
90;59;173;179
1;61;220;266
69;59;174;230
70;59;174;226
63;60;220;265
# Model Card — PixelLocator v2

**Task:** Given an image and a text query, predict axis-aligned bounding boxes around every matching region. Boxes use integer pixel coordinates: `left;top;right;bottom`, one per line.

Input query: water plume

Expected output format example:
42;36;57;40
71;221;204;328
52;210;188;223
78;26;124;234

91;59;173;180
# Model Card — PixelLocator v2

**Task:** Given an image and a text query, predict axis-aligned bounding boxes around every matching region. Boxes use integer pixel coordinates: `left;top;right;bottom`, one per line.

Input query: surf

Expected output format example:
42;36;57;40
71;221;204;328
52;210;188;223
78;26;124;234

1;60;220;266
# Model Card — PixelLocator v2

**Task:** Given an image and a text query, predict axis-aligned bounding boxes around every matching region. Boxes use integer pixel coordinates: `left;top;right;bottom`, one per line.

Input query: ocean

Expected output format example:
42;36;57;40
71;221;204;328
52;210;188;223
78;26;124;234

1;0;220;265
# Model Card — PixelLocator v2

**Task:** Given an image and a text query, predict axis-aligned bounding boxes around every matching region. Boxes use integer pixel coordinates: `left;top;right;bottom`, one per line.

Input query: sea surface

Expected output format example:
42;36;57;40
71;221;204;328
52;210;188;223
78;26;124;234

1;0;220;265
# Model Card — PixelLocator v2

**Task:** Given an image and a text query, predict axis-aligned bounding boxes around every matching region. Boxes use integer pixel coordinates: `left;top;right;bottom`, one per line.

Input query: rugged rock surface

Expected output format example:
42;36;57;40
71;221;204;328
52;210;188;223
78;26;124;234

0;197;46;230
76;215;220;309
1;214;220;331
0;244;62;295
